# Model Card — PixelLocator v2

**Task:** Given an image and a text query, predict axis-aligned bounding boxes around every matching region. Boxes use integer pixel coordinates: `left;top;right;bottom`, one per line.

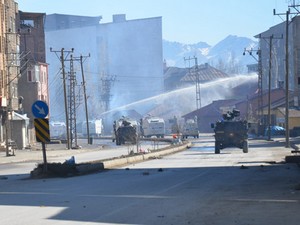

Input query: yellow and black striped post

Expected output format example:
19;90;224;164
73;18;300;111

34;118;50;173
34;118;50;143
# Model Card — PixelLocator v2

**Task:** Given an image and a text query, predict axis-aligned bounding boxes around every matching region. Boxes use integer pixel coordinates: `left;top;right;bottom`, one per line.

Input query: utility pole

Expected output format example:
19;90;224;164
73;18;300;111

274;5;299;148
4;29;30;156
243;48;263;135
68;55;78;148
184;56;201;109
50;48;74;149
285;10;290;147
73;54;91;144
259;34;283;141
268;35;273;141
80;55;91;144
100;74;116;111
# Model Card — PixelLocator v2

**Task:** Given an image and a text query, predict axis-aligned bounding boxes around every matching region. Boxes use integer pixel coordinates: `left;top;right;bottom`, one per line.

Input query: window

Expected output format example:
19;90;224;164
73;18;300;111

21;19;34;28
27;70;32;82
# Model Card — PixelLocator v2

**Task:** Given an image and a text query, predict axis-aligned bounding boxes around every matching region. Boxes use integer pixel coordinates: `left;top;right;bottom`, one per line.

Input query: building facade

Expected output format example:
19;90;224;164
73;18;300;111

18;12;49;119
45;14;163;122
255;16;300;105
0;0;20;149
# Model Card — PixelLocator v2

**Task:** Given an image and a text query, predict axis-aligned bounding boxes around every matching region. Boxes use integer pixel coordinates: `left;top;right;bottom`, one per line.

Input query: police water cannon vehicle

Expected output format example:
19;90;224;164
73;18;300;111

140;116;165;138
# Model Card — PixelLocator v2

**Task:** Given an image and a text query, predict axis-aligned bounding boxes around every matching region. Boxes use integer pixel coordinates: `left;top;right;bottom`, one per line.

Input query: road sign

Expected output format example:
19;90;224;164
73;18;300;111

32;100;49;118
34;118;50;143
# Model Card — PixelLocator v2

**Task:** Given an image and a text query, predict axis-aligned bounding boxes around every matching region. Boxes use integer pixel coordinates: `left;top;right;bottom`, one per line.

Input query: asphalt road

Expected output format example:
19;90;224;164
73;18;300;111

1;135;300;225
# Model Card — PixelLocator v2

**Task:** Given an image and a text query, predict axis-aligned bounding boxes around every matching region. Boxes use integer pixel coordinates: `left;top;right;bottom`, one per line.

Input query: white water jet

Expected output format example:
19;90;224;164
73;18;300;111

101;73;258;118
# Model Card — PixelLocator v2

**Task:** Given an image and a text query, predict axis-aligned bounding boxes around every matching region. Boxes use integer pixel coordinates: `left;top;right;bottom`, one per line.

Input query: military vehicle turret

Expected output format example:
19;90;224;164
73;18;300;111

211;109;249;154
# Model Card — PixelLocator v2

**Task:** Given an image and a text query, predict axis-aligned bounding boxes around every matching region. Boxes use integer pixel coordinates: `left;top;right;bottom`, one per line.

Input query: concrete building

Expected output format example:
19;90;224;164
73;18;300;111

45;14;163;122
1;0;19;112
18;12;49;119
255;22;287;92
254;16;300;104
0;0;23;150
255;15;300;133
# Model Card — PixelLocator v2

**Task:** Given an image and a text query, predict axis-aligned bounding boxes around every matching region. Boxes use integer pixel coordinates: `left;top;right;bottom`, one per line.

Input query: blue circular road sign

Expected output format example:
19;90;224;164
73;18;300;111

32;100;49;118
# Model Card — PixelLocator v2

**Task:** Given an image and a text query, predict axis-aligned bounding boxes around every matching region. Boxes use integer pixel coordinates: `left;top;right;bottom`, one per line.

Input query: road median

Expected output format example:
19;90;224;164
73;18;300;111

30;141;192;178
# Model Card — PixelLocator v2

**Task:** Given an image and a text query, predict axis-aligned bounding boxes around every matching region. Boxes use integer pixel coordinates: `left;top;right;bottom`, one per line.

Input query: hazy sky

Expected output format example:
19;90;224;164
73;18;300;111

16;0;292;45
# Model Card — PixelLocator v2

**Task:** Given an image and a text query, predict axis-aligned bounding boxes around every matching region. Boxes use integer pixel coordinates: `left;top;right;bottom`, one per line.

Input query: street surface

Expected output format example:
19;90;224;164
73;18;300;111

0;135;300;225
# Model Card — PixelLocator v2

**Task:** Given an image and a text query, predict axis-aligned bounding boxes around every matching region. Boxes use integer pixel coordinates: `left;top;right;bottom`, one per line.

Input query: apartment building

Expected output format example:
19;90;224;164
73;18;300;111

0;0;20;148
18;11;48;119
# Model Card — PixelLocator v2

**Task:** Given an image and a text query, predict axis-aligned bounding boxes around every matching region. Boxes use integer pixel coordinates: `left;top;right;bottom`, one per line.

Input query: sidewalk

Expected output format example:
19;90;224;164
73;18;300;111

0;143;104;165
0;139;172;165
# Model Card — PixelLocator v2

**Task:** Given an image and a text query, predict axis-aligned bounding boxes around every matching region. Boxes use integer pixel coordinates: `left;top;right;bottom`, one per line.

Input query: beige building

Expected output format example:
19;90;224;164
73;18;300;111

18;12;48;119
0;1;48;149
0;0;21;150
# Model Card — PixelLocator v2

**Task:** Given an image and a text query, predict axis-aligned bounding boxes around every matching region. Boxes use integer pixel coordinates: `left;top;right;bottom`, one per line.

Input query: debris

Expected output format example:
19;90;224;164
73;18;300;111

64;156;75;165
240;165;248;169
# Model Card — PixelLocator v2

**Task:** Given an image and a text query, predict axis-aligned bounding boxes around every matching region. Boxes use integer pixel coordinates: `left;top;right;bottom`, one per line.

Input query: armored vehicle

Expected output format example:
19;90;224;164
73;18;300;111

211;109;249;154
113;117;138;145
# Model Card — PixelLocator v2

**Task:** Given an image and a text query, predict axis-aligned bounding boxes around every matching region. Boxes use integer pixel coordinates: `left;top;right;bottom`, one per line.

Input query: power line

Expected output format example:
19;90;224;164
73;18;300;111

50;47;74;149
274;5;299;147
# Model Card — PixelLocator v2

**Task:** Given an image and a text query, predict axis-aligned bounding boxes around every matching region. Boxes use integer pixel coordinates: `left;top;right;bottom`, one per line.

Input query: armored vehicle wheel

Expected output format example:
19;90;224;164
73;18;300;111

116;136;121;145
215;141;221;154
243;140;248;153
121;137;125;144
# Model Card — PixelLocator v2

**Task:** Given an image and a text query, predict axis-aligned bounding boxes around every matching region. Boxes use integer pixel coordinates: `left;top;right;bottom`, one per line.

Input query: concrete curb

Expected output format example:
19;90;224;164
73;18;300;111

30;142;192;178
97;142;192;169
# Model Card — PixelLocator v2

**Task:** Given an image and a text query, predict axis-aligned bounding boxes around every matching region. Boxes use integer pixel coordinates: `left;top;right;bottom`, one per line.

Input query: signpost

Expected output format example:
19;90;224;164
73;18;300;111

32;100;49;118
32;100;49;173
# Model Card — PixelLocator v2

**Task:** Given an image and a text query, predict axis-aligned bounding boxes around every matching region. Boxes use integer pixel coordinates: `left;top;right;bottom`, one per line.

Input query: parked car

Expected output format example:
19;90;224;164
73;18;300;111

264;126;285;136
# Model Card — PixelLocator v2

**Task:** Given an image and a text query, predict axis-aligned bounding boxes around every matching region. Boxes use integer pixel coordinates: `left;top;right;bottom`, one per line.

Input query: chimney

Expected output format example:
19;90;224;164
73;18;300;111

113;14;126;23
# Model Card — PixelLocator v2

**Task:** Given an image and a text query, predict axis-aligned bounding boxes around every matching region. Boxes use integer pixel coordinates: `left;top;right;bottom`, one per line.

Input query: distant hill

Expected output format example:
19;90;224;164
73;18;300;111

163;35;258;74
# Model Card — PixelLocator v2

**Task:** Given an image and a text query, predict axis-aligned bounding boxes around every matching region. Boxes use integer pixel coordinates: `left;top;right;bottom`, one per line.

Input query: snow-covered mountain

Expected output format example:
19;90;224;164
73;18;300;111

163;35;258;74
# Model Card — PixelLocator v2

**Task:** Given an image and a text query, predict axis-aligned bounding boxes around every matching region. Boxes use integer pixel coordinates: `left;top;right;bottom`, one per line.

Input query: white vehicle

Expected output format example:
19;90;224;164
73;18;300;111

82;119;103;137
50;121;66;139
182;117;199;139
141;116;165;138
